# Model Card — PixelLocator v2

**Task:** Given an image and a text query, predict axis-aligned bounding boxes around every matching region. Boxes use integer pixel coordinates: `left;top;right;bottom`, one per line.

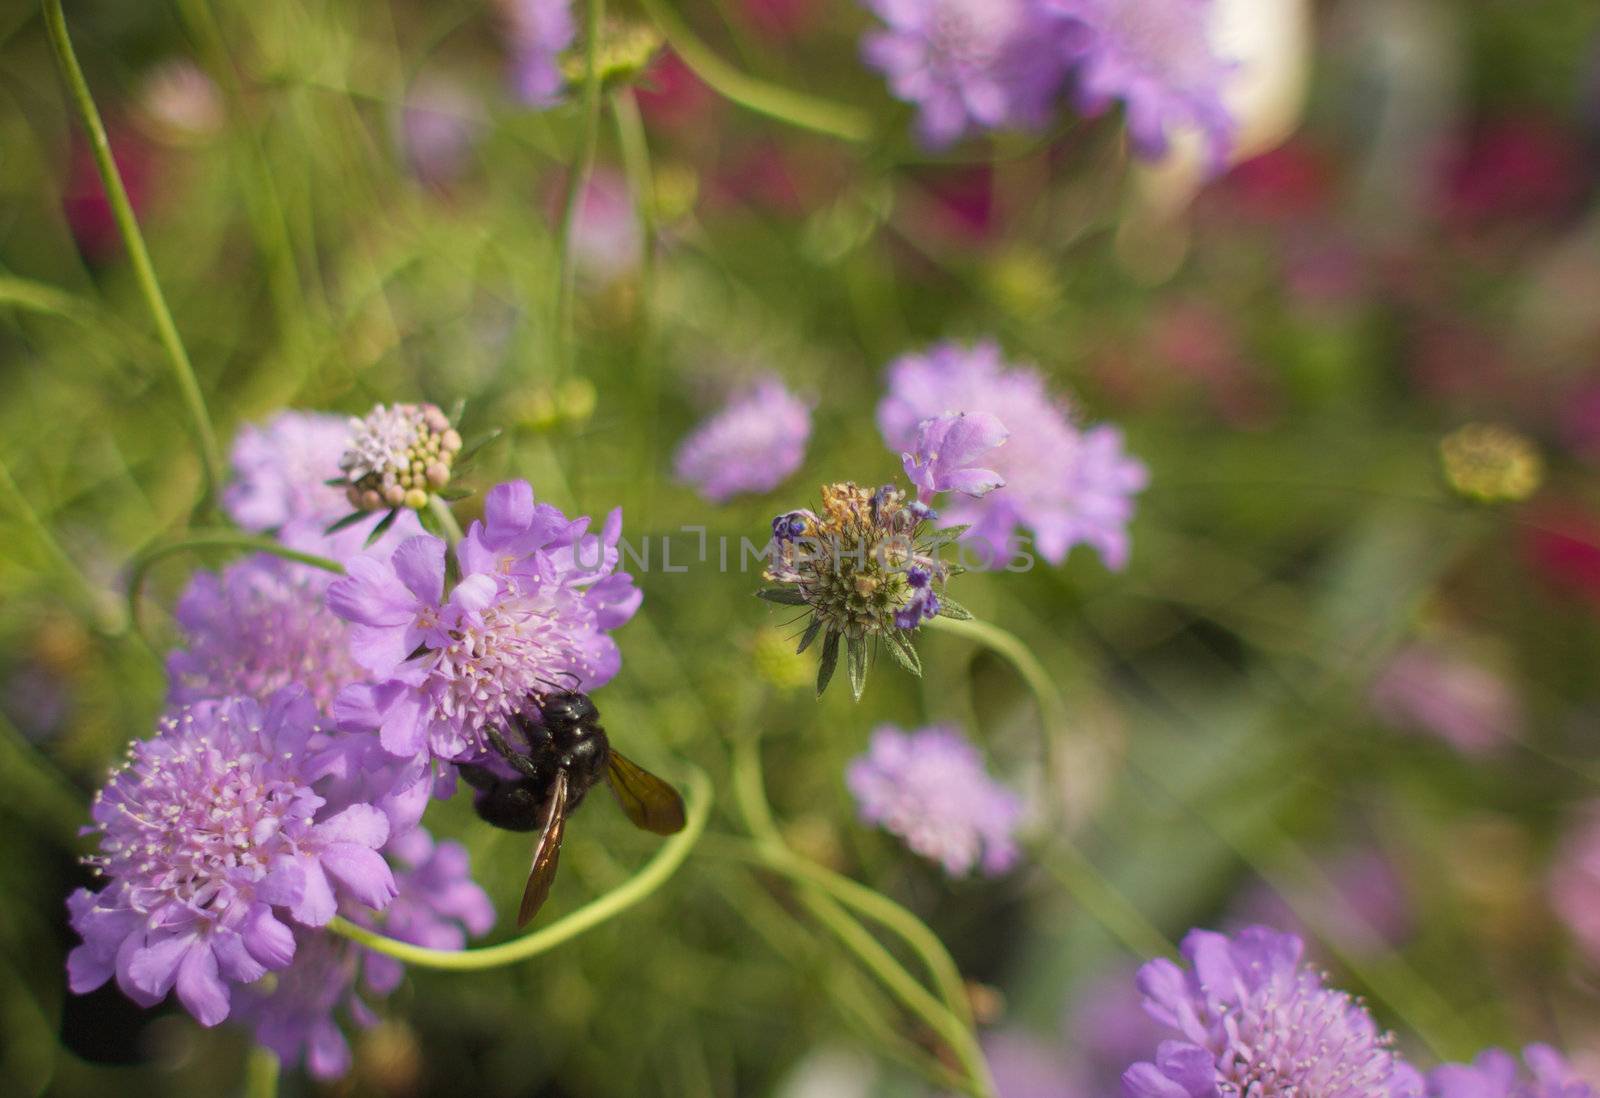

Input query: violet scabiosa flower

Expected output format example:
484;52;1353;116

1369;640;1522;756
674;377;813;503
1044;0;1236;170
335;402;464;515
846;724;1022;877
878;341;1147;570
166;554;362;714
1123;926;1422;1098
503;0;576;107
1427;1047;1596;1098
860;0;1069;149
761;482;963;698
1550;805;1600;968
225;411;352;534
66;691;397;1027
242;827;494;1080
328;480;641;763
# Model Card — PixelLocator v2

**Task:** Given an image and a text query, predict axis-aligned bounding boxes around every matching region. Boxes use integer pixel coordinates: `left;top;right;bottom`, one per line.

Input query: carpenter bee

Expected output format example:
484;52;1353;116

456;692;686;927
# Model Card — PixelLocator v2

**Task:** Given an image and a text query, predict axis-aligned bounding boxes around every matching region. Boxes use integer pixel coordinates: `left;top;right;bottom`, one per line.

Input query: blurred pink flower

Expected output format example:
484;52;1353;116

569;170;642;284
1369;640;1521;756
1438;116;1588;236
400;76;480;186
1524;507;1600;612
1231;847;1413;955
63;131;153;261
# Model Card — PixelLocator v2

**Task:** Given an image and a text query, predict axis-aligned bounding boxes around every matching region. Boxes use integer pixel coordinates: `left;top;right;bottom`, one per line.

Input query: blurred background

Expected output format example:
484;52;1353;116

3;0;1600;1095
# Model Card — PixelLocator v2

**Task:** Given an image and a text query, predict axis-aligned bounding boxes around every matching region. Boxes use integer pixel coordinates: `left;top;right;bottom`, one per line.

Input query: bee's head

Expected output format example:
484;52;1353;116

539;691;598;732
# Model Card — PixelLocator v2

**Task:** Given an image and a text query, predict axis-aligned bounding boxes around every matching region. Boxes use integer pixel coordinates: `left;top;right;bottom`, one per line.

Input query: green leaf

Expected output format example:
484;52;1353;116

323;477;349;487
364;508;400;547
417;505;441;536
884;631;922;676
756;587;808;606
816;631;841;697
795;616;823;654
438;487;474;501
324;511;369;536
448;397;468;425
936;597;973;621
455;428;503;466
846;635;868;701
932;523;971;542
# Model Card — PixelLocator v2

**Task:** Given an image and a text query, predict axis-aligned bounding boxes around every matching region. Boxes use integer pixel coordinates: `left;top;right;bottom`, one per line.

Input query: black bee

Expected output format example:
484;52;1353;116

456;692;686;927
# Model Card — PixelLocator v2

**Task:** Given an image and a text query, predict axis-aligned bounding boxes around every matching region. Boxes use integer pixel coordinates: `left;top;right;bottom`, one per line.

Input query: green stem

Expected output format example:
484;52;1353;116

553;0;605;378
731;736;995;1098
610;87;662;498
328;763;710;970
636;0;872;143
0;452;125;634
42;0;225;500
244;1045;279;1098
427;496;464;546
924;614;1175;961
127;531;343;640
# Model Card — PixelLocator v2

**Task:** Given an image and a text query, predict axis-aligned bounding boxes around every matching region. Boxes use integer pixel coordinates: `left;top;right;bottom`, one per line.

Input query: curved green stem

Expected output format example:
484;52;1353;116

42;0;225;500
636;0;872;143
731;736;995;1098
553;0;605;378
924;614;1176;961
328;763;710;970
244;1046;279;1098
127;531;344;640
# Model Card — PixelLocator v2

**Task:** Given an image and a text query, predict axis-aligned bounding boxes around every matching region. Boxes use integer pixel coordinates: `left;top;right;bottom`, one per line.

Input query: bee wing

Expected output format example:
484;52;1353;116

517;769;568;928
605;751;687;836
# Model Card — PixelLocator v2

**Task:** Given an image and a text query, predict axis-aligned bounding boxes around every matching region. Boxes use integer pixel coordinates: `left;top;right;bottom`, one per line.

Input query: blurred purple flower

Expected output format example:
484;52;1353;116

878;341;1147;569
846;724;1022;877
1369;640;1522;756
503;0;575;107
1123;925;1422;1098
1044;0;1236;169
982;1030;1078;1098
1550;805;1600;969
902;411;1009;502
1231;847;1413;957
167;553;361;715
860;0;1068;149
225;410;351;534
329;480;641;763
674;377;812;503
241;826;494;1079
1427;1046;1596;1098
570;170;644;285
400;76;480;186
66;691;396;1028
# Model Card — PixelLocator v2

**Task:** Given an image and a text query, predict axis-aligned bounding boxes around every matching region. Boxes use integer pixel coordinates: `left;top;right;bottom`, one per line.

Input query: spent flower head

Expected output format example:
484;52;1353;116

1440;423;1543;503
328;480;641;763
336;402;464;514
66;690;397;1028
761;481;966;698
1123;925;1422;1098
846;724;1022;877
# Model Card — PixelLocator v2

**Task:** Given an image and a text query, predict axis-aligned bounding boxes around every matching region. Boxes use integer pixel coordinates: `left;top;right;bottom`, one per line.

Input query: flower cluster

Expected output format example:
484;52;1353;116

328;479;641;762
1426;1047;1596;1098
1124;926;1421;1098
224;410;354;535
674;376;813;504
762;482;960;697
503;0;575;107
336;402;463;514
858;0;1235;164
67;691;396;1028
878;340;1147;570
846;724;1022;876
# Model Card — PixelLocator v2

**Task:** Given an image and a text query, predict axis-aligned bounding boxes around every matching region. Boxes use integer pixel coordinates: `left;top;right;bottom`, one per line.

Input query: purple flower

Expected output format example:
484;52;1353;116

504;0;575;107
846;724;1022;877
674;377;813;503
1550;804;1600;969
224;411;351;534
1123;926;1422;1098
902;411;1008;502
570;170;644;285
1231;847;1413;958
892;565;941;629
400;76;480;185
1427;1047;1596;1098
166;554;362;714
861;0;1070;148
241;826;493;1079
66;691;397;1028
878;341;1147;569
328;480;641;763
1370;640;1521;756
1044;0;1236;170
